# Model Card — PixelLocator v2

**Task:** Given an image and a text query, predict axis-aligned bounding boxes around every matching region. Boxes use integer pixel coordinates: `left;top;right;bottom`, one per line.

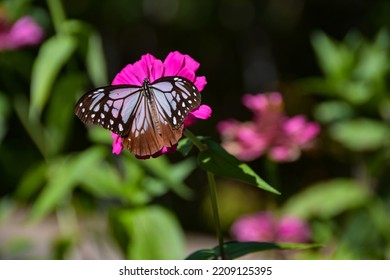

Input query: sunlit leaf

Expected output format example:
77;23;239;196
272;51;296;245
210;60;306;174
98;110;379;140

30;35;77;119
282;178;371;219
311;31;353;79
86;32;108;86
314;100;353;124
329;118;389;151
15;162;47;200
198;140;280;195
140;156;195;199
29;147;105;222
114;206;185;259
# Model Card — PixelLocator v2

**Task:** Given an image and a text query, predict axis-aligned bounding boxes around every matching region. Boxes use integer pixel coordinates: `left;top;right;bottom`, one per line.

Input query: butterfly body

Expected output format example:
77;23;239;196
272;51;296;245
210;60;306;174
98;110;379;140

75;76;201;156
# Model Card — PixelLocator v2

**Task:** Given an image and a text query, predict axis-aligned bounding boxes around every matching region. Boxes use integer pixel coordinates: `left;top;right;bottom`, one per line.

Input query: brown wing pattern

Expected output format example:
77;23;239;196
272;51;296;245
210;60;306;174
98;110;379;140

75;76;201;157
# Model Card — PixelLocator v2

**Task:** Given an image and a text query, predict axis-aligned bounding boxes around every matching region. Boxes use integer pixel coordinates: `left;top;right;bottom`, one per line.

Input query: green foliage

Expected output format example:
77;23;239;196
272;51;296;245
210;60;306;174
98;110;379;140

329;118;389;151
30;35;77;119
282;179;371;219
295;29;390;259
198;140;280;195
186;242;319;260
110;206;186;259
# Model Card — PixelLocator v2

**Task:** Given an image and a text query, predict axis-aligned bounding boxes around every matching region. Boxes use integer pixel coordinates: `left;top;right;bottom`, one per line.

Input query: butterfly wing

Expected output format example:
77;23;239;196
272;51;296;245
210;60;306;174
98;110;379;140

120;91;174;156
150;76;201;129
75;85;142;136
148;76;201;148
75;76;202;157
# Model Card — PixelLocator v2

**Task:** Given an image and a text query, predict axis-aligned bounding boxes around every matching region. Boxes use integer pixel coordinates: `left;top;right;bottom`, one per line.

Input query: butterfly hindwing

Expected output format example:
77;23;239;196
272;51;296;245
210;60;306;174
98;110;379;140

150;76;201;129
75;76;201;156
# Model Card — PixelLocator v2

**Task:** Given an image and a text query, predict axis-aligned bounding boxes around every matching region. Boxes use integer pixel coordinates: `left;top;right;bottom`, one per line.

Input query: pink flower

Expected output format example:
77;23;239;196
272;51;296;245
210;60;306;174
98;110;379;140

230;212;275;242
111;51;211;158
278;216;311;243
218;92;320;162
0;16;44;51
231;211;311;243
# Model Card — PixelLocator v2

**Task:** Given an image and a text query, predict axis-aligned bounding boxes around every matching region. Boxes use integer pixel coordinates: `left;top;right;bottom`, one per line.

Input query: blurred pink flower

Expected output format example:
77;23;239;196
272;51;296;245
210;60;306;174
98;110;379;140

231;211;311;243
230;212;275;242
111;51;211;158
0;16;44;51
278;216;311;243
218;92;320;162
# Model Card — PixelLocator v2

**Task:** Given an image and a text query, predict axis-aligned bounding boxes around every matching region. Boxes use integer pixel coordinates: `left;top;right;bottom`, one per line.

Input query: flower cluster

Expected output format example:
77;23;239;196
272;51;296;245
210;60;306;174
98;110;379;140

218;92;320;162
231;211;311;243
0;16;44;51
111;51;212;158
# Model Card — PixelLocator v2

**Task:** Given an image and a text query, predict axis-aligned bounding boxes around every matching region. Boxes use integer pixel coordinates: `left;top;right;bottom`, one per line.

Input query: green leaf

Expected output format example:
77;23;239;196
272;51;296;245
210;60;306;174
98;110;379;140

282;178;371;219
342;81;373;104
29;147;105;222
177;136;208;156
177;137;194;156
15;162;47;200
30;35;77;119
329;118;389;151
13;95;48;157
311;31;353;79
186;241;319;260
198;140;280;195
314;100;353;124
114;206;185;259
86;31;108;86
140;156;195;199
46;73;87;155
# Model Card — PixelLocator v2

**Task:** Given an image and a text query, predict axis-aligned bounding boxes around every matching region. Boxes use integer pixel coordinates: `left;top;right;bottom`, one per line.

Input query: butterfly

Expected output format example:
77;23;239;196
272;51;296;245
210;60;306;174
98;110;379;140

75;76;201;156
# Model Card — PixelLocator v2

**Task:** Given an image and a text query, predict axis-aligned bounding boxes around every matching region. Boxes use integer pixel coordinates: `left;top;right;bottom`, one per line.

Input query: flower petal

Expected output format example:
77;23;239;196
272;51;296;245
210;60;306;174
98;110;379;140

110;132;124;154
112;64;142;85
163;51;186;76
194;76;207;91
184;105;212;127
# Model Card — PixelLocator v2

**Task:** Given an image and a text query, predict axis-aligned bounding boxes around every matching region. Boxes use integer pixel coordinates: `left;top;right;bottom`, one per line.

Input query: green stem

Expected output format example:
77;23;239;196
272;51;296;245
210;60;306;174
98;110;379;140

46;0;67;34
207;171;225;259
184;129;225;258
183;129;207;152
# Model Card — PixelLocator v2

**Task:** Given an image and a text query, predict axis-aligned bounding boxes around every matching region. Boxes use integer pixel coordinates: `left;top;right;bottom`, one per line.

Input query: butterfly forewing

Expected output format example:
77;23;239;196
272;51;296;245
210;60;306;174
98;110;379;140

150;77;201;129
75;76;202;156
75;85;142;136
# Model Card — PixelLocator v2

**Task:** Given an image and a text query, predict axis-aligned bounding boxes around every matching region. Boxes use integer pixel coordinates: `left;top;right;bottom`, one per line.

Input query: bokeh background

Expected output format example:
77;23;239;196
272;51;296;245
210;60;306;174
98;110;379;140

1;0;390;259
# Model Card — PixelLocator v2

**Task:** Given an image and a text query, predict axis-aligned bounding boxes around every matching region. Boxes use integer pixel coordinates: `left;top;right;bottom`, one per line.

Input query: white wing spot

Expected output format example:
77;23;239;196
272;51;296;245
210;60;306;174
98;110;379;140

91;114;95;118
188;100;192;104
178;110;181;116
182;102;186;107
100;113;105;119
118;123;124;132
110;119;114;125
173;116;177;125
79;103;83;107
81;108;85;113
